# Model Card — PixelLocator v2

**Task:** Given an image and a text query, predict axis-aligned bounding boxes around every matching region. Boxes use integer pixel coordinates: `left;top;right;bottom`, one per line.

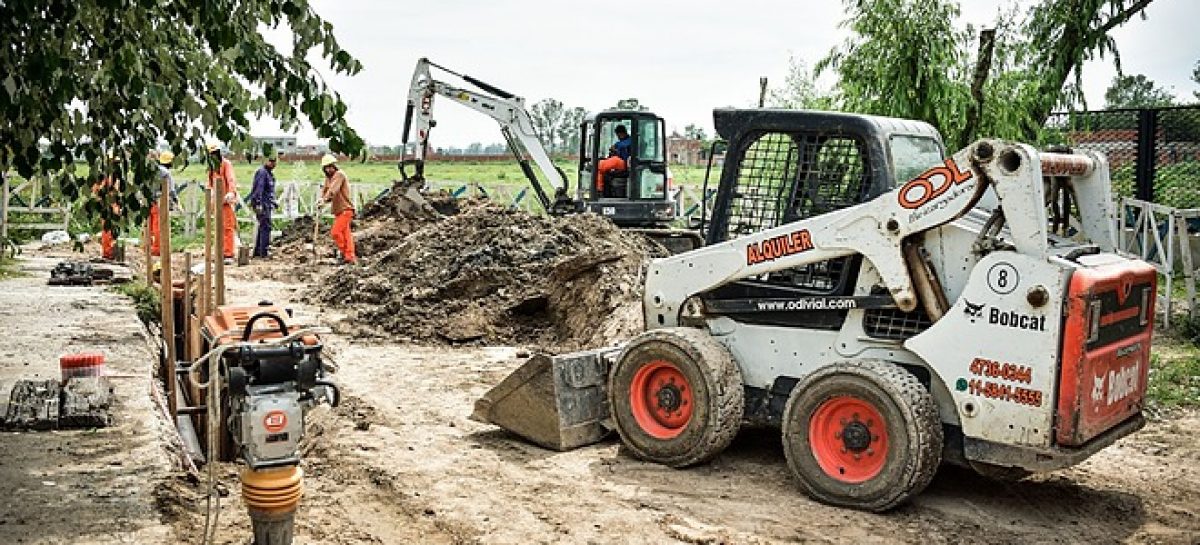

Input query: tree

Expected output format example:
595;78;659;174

529;98;565;153
767;56;835;110
816;0;1156;149
614;98;649;111
683;124;708;141
1104;74;1176;108
556;107;588;155
817;0;971;142
1;0;365;230
1193;60;1199;101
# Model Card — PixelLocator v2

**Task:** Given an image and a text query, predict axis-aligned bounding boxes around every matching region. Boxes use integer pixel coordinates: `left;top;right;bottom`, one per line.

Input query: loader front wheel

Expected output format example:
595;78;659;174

610;328;744;468
782;360;942;512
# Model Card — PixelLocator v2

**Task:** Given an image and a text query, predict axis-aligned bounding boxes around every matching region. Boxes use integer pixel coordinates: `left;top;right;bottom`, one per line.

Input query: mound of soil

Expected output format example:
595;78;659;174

310;202;666;349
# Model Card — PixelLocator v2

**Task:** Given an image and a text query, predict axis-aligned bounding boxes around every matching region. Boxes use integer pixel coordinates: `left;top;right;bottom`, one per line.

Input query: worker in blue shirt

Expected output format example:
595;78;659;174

248;154;278;258
613;124;632;161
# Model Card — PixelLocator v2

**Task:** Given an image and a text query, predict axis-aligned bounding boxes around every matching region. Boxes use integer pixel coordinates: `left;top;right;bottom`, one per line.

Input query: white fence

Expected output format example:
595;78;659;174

1117;198;1199;328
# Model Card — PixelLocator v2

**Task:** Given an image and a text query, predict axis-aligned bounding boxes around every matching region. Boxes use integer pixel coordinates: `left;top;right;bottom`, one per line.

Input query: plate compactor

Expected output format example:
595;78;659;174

473;108;1156;511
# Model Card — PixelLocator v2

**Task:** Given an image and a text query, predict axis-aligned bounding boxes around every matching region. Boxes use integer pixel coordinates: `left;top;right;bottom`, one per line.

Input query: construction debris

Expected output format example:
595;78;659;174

309;200;666;349
48;260;125;286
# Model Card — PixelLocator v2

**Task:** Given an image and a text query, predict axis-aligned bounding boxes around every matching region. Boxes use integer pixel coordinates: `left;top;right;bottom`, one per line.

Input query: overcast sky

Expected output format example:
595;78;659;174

252;0;1199;148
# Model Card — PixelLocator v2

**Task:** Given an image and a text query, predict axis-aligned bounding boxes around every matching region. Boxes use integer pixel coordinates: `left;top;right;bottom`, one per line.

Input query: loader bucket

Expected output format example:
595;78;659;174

471;347;620;451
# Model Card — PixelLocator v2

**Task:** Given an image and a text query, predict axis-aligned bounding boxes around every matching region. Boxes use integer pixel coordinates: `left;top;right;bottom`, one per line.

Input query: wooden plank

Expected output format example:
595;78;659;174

1;173;8;241
160;179;177;417
60;377;113;429
3;379;61;430
5;206;68;214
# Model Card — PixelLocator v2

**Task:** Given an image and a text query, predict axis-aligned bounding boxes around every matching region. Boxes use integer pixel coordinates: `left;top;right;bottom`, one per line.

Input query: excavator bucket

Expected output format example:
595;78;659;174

471;347;621;451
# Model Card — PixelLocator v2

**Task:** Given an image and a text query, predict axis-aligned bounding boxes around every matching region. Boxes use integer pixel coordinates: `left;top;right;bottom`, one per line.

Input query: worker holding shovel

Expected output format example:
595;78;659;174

319;154;356;265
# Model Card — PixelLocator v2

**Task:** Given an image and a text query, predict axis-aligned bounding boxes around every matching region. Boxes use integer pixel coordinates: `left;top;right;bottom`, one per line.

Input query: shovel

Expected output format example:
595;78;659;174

304;204;322;257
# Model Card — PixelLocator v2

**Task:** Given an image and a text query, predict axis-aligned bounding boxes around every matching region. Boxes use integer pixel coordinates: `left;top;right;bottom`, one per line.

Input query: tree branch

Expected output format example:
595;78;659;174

1099;0;1154;33
961;28;997;149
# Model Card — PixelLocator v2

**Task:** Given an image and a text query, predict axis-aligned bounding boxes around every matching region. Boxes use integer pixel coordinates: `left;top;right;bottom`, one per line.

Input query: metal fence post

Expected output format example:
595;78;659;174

1134;109;1158;202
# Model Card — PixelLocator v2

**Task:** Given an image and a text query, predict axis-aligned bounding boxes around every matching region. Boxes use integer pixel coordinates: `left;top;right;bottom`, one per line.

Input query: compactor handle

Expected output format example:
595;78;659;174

242;311;290;341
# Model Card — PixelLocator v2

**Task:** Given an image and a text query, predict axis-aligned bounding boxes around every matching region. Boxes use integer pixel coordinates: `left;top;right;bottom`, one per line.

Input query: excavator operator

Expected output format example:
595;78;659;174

596;125;631;197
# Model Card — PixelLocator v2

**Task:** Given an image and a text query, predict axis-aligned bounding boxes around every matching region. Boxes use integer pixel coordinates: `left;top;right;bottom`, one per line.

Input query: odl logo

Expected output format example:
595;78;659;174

897;158;974;210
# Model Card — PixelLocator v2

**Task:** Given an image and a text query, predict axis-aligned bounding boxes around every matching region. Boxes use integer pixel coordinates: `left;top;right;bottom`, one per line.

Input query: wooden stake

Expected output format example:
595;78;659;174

214;180;225;307
1;173;9;243
202;188;212;317
159;180;176;418
183;252;193;361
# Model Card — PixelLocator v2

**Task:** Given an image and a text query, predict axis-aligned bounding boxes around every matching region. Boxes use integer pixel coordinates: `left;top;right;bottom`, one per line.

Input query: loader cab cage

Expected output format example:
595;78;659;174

702;108;944;330
579;110;668;202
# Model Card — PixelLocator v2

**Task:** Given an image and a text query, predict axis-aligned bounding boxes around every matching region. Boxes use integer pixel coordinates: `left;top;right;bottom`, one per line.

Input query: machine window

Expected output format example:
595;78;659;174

890;135;944;184
724;132;798;239
637;118;663;161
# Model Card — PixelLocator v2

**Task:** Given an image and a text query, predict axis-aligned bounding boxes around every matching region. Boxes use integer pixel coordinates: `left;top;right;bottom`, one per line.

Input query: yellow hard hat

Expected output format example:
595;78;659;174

320;154;338;167
158;151;174;165
206;141;221;153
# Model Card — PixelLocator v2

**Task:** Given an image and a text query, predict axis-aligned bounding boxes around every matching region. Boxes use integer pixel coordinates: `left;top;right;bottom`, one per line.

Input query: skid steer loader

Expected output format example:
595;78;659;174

473;108;1155;511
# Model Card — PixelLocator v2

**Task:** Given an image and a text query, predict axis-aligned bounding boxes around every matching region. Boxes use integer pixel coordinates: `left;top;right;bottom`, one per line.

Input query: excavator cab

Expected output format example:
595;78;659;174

577;110;677;227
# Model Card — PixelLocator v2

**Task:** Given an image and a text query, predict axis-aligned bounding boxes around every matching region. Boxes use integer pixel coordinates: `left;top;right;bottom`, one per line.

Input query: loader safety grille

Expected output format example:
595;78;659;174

721;132;870;240
863;308;932;340
724;133;797;238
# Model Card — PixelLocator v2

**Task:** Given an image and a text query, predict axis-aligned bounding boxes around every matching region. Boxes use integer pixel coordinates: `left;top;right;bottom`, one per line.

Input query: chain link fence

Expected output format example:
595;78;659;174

1045;105;1200;209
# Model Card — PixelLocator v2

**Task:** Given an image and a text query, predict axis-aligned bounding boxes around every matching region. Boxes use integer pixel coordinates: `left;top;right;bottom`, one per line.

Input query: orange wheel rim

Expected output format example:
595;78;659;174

808;395;889;483
629;359;694;439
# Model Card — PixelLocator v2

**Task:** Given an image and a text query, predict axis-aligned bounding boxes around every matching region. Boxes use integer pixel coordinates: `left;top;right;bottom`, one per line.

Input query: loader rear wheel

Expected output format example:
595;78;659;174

782;360;942;512
610;328;744;468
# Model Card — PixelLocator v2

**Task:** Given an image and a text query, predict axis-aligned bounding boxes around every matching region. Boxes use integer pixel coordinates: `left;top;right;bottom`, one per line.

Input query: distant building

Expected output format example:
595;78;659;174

667;136;704;166
252;136;298;155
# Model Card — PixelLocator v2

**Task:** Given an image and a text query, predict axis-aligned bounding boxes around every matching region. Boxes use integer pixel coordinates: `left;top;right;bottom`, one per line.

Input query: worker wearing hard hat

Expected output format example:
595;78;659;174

205;141;238;264
318;154;356;264
248;153;279;258
148;151;178;257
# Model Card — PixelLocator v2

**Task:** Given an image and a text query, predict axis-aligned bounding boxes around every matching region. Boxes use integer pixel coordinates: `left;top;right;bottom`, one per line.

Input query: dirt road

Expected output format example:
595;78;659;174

0;256;179;544
206;263;1200;544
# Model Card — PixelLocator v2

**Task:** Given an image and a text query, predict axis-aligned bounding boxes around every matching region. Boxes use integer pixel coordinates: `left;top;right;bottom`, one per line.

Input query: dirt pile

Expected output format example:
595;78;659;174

273;181;475;260
310;202;666;349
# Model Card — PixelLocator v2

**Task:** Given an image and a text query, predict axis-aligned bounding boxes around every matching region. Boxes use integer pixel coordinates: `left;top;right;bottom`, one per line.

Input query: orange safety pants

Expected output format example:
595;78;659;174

221;202;236;258
331;210;356;263
595;156;627;192
148;203;161;257
100;226;115;260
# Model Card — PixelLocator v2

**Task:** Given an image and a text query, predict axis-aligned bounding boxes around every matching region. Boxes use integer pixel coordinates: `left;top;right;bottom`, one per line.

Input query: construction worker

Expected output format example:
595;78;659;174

91;153;122;260
612;124;632;161
148;151;176;257
319;154;356;265
206;141;238;264
248;154;279;258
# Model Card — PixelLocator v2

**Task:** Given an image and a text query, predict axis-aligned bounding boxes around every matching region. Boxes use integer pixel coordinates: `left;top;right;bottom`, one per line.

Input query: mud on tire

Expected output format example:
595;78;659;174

609;327;744;468
782;360;942;512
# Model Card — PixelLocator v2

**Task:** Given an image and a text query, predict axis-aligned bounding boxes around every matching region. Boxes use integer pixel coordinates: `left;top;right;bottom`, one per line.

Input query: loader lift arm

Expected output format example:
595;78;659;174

401;58;574;213
644;140;1114;329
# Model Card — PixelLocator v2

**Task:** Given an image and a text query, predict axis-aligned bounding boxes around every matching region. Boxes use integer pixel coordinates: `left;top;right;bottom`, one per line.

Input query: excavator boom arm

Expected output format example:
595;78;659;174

401;58;569;211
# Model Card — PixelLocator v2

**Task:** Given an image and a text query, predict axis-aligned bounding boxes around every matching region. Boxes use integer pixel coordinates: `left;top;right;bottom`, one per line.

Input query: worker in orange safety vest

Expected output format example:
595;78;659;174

205;141;238;263
91;152;122;260
319;154;356;265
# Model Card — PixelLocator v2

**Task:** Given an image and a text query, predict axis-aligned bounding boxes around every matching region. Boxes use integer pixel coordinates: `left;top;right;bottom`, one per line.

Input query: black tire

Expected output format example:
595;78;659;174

609;327;744;468
968;461;1033;482
782;360;943;512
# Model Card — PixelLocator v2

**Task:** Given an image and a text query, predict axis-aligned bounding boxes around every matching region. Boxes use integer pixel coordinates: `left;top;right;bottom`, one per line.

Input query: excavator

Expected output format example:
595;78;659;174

400;58;702;252
472;108;1155;511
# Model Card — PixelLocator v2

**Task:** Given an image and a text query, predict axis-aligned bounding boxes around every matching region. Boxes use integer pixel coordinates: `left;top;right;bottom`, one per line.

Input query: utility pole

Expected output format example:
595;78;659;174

758;77;768;108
